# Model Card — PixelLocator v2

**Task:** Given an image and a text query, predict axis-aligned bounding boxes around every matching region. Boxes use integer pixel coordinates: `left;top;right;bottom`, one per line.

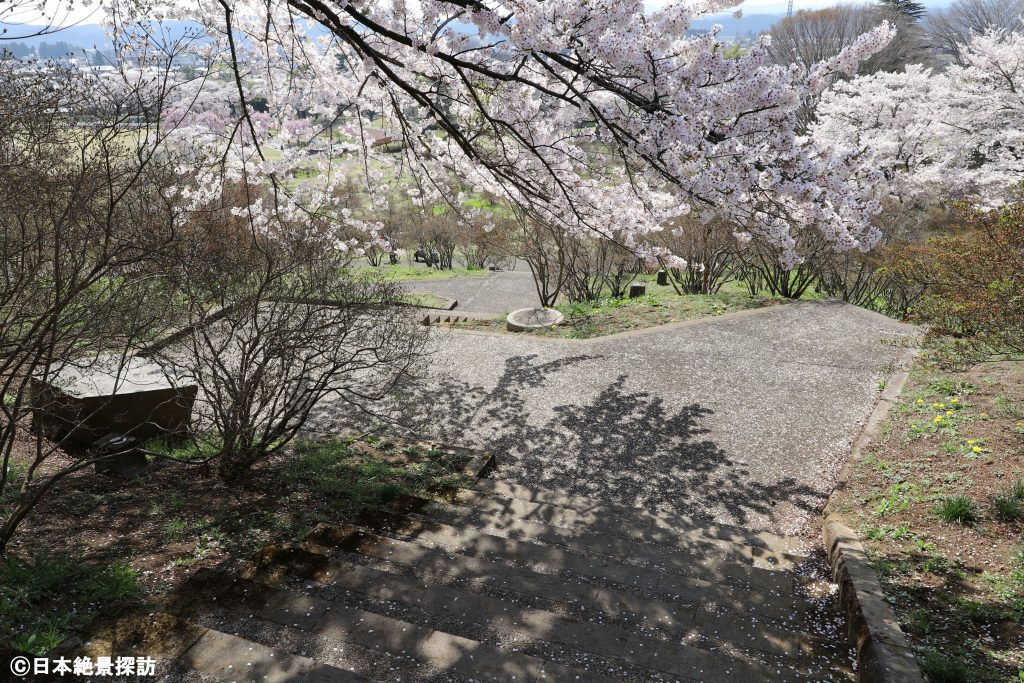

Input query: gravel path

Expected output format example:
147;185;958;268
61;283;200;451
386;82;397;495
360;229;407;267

310;300;918;535
405;270;539;314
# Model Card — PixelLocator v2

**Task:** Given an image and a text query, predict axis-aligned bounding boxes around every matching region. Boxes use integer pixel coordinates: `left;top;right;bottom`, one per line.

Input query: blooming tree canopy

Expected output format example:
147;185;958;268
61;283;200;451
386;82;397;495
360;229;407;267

91;1;897;265
812;29;1024;205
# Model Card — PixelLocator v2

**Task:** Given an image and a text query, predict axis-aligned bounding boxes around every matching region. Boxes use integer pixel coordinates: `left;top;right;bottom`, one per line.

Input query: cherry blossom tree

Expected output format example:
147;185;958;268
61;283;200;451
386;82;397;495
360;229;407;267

86;0;899;269
926;0;1024;65
766;4;929;132
813;29;1024;204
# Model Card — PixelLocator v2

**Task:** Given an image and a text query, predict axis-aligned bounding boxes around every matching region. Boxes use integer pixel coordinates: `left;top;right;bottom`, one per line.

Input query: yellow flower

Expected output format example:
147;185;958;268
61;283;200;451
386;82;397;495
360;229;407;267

945;410;953;416
971;446;982;453
934;415;944;423
933;402;945;409
950;398;959;404
916;399;925;404
966;439;976;445
980;412;989;418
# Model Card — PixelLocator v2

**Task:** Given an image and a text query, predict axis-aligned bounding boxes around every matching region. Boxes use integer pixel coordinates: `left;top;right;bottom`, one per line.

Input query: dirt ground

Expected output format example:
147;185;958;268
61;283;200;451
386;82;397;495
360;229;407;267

827;360;1024;682
0;432;472;656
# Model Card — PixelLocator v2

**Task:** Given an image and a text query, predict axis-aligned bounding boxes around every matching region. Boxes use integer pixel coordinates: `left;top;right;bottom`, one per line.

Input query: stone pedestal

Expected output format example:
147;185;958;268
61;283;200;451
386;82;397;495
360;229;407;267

31;356;197;448
628;284;647;298
92;434;149;478
506;308;565;332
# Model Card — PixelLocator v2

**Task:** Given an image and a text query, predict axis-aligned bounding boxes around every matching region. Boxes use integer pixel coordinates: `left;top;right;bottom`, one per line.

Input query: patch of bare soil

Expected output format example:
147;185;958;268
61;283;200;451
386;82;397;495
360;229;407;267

0;432;472;654
828;361;1024;681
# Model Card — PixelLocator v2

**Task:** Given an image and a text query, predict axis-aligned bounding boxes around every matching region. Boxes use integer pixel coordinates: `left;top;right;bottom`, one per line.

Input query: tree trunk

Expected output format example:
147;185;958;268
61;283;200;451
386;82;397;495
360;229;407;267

217;449;258;484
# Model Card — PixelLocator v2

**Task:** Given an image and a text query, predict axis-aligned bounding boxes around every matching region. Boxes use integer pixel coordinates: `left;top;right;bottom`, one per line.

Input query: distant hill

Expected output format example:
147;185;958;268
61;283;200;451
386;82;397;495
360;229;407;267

1;23;112;48
0;21;206;49
692;13;784;38
2;13;784;53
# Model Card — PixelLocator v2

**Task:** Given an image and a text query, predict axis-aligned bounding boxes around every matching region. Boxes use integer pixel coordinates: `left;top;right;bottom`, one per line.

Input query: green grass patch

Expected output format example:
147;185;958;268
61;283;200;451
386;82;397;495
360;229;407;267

920;650;971;683
933;495;980;525
542;289;780;339
860;522;916;540
359;264;489;282
926;378;977;397
143;435;220;461
993;493;1023;522
872;482;920;516
0;555;141;655
285;437;469;514
398;292;454;309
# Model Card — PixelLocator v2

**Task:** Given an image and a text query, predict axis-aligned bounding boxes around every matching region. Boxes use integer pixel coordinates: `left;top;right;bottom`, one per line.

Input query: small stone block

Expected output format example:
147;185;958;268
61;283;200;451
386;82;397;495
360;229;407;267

31;356;195;447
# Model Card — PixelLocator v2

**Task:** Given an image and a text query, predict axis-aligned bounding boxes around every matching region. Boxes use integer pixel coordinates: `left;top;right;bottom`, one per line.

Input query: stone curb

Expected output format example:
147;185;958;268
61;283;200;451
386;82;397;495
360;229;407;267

823;347;924;683
823;521;925;683
439;298;797;342
462;450;496;479
411;441;495;480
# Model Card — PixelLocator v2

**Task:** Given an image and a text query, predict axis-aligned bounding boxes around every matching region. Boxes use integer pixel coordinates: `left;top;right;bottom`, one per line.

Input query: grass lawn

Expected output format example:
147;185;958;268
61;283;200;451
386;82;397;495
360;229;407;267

449;278;786;339
0;434;472;656
398;292;456;309
828;362;1024;682
357;263;489;282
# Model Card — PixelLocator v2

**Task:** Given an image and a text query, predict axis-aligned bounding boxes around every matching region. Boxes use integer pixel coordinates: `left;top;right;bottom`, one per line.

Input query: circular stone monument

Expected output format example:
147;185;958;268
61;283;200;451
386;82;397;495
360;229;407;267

506;307;565;332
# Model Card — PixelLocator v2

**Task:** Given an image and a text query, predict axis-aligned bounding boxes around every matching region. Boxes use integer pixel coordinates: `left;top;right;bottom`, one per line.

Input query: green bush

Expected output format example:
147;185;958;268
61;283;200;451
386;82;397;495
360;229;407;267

934;495;980;525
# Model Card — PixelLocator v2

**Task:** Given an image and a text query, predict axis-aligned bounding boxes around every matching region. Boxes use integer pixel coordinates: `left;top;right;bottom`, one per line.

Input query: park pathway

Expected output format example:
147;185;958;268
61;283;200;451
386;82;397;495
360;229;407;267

315;299;919;535
121;472;863;682
405;269;540;314
67;301;916;682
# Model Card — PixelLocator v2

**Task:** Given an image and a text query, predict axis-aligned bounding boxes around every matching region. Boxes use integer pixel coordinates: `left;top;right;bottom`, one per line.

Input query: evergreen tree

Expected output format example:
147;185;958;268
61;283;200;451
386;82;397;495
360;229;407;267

880;0;927;20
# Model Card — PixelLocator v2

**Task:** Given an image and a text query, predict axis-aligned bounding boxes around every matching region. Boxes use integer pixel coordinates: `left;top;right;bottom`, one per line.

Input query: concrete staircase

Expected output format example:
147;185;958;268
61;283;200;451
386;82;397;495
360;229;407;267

99;477;854;682
419;310;493;326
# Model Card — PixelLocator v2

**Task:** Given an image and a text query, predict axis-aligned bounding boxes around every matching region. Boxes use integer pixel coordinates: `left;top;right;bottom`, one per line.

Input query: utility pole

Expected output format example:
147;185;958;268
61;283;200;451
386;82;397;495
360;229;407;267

787;0;794;16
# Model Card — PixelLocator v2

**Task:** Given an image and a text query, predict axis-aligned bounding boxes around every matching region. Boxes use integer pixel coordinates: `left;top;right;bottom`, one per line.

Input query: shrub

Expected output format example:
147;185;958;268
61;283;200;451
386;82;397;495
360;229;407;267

934;495;980;525
659;215;738;295
912;202;1024;363
156;199;428;484
1010;478;1024;500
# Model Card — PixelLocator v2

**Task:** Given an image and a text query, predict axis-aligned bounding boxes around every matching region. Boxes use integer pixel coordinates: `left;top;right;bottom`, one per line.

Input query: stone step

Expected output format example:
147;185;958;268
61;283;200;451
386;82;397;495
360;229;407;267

387;497;794;593
187;606;465;682
182;569;611;682
298;523;829;635
179;623;370;683
339;516;827;634
460;481;811;561
471;479;806;557
263;540;842;674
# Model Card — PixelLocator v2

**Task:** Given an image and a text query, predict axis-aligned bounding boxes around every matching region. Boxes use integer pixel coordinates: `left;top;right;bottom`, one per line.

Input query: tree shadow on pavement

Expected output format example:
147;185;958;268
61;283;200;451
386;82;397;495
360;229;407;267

313;352;821;529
